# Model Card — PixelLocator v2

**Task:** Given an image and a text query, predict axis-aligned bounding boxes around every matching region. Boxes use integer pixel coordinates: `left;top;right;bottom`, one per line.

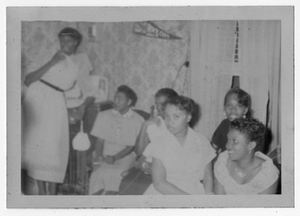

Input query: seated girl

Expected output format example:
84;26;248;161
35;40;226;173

211;86;252;154
134;88;178;172
214;118;279;194
143;96;216;195
88;85;144;195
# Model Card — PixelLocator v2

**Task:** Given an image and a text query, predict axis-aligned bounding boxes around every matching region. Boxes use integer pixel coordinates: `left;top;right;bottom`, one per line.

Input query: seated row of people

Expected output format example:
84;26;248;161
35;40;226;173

22;27;279;196
88;85;279;195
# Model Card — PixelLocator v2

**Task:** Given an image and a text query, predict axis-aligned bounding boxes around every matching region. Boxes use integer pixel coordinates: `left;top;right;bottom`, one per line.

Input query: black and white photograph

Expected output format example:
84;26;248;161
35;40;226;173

5;3;296;215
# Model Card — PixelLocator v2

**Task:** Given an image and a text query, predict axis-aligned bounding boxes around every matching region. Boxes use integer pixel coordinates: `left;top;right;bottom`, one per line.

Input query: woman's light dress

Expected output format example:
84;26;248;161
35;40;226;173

22;53;91;183
214;151;279;194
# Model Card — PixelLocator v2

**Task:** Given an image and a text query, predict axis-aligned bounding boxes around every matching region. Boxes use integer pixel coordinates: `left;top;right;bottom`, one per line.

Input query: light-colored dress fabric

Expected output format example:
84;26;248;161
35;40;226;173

22;53;92;183
143;127;216;195
144;116;170;163
88;109;144;194
147;116;168;142
64;53;94;108
214;151;279;194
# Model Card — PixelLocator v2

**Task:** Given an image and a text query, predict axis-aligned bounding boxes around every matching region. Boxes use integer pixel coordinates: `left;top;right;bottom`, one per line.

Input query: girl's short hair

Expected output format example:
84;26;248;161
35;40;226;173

166;95;196;116
230;118;265;152
224;86;252;118
117;85;138;107
58;27;82;50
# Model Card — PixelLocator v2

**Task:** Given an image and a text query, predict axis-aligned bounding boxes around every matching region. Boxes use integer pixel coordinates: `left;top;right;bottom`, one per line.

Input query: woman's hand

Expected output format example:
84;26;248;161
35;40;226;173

92;155;104;169
74;105;86;121
24;50;66;86
133;156;152;174
105;155;115;164
51;50;66;64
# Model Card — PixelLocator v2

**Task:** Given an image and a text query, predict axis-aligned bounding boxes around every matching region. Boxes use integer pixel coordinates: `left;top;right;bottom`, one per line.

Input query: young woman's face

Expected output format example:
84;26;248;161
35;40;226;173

59;36;78;55
226;129;252;161
113;91;131;114
224;93;248;121
164;104;191;135
155;95;168;117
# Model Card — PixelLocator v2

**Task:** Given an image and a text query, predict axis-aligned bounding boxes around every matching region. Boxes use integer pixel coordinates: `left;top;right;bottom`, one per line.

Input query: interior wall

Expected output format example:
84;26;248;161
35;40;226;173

21;21;191;112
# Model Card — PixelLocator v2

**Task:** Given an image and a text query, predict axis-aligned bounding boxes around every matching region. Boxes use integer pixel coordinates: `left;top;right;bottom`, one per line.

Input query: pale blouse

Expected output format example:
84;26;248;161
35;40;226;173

214;151;279;194
146;116;168;142
90;109;144;156
143;127;216;195
49;52;95;108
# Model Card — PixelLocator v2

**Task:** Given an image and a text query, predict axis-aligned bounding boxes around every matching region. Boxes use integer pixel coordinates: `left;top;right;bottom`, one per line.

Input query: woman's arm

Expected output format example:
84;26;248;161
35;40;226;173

24;50;65;86
72;96;95;121
151;157;189;195
134;123;150;156
92;137;105;167
203;161;214;194
106;146;134;164
259;179;279;194
213;174;226;195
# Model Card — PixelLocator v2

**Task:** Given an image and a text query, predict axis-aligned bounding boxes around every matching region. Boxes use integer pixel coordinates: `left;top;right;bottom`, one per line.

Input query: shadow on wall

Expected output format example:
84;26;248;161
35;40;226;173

263;127;273;155
262;127;282;195
189;102;201;129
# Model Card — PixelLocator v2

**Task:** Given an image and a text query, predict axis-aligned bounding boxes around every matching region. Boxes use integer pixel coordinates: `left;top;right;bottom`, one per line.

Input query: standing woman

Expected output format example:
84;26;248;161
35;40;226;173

22;27;92;195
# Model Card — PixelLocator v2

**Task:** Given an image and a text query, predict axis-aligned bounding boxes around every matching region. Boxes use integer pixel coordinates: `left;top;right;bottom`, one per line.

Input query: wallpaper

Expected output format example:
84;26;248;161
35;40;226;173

21;20;191;113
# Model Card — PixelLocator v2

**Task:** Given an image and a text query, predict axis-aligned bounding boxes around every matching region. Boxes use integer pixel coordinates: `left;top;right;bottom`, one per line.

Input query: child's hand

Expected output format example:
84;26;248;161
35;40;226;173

105;155;115;164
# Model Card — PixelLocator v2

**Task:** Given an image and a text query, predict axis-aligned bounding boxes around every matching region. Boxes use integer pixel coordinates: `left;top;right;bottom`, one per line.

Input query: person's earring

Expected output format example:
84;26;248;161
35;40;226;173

243;113;246;119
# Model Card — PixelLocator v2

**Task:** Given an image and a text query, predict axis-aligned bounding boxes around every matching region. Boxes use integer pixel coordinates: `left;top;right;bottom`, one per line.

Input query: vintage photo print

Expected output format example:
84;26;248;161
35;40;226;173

6;5;295;215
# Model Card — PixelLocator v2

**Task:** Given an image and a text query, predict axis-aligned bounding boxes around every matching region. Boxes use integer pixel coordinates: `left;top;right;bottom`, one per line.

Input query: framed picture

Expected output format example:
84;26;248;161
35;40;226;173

91;75;108;103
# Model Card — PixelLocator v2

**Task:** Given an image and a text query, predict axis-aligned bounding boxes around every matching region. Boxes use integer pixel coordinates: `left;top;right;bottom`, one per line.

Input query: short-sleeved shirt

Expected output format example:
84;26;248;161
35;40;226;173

143;127;216;195
91;109;144;156
63;53;95;108
211;119;230;152
214;151;279;194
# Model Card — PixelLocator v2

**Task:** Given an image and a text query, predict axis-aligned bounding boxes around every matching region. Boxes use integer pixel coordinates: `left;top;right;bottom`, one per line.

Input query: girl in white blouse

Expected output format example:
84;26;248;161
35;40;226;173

143;96;216;195
214;118;279;194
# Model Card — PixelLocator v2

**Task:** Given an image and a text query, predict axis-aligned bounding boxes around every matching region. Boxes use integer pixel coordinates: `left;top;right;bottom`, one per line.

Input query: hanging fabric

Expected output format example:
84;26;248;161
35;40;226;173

239;20;281;157
190;20;236;138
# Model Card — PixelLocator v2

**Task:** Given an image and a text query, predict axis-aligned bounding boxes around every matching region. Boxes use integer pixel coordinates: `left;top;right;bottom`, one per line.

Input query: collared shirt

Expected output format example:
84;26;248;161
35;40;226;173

90;109;144;155
214;151;279;194
143;127;216;194
111;108;134;118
